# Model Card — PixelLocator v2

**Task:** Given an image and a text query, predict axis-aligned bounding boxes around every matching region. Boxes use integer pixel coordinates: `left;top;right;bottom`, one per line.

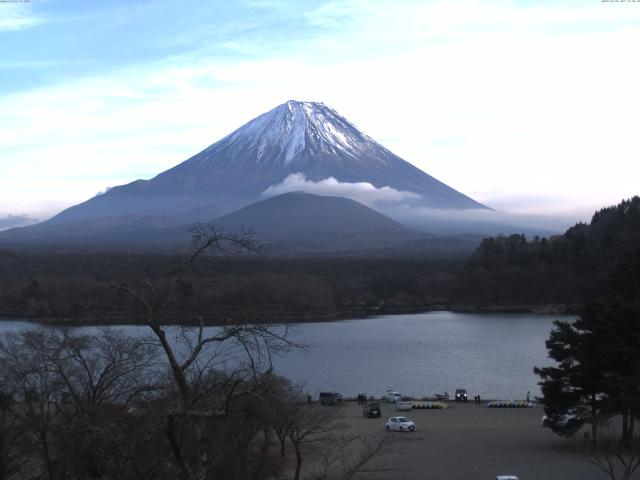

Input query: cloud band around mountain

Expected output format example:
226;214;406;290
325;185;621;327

0;215;38;231
262;173;422;206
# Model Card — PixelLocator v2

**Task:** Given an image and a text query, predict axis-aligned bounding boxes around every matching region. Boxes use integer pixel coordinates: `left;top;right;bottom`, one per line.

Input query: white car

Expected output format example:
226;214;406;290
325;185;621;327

385;416;416;432
541;409;579;428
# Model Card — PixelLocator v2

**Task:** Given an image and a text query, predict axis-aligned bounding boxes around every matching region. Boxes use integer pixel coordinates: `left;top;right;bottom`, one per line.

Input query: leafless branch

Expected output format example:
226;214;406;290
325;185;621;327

585;428;640;480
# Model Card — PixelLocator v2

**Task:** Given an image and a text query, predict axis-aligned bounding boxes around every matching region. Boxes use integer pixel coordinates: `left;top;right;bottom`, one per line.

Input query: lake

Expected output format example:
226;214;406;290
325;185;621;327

0;311;570;400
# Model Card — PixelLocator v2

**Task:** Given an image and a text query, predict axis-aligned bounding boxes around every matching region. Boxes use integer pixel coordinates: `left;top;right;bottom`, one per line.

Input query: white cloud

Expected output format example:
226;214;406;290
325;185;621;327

381;204;588;236
0;214;38;231
262;173;422;205
0;4;44;31
470;192;597;217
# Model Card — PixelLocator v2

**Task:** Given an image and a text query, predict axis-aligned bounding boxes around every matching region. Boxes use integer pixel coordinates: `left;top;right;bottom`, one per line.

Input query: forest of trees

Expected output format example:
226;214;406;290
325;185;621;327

458;196;640;307
0;196;638;324
0;253;460;325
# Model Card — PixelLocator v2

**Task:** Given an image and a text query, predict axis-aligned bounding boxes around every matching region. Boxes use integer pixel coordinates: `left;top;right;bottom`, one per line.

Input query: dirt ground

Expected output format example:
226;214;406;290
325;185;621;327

340;401;604;480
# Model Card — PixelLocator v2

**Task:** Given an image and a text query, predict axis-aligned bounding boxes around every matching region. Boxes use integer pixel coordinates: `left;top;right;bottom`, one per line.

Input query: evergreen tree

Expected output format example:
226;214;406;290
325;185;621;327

535;302;640;446
535;309;609;444
593;303;640;446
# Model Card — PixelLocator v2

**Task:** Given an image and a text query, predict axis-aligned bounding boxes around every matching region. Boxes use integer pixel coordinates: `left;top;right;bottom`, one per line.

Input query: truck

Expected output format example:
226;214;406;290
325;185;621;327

386;389;401;403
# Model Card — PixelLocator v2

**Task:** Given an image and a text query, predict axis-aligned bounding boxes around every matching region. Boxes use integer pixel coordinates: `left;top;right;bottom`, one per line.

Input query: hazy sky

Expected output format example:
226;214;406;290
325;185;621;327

1;0;639;223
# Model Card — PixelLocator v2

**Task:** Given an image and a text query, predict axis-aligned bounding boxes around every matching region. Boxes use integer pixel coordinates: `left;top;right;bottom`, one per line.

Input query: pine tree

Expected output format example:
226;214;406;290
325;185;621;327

535;302;640;446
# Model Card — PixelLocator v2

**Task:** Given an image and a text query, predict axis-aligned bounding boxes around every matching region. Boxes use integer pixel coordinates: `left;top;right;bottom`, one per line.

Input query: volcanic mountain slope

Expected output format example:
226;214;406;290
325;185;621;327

218;192;407;236
0;192;482;255
213;192;482;254
214;191;419;252
41;100;488;228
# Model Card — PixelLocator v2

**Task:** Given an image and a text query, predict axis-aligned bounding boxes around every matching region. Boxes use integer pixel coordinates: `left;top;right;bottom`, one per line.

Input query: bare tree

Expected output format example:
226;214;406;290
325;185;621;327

46;327;159;478
585;427;640;480
0;225;301;480
287;404;342;480
115;224;298;480
0;329;64;480
309;434;394;480
37;327;159;413
0;326;161;480
261;376;299;458
0;389;21;480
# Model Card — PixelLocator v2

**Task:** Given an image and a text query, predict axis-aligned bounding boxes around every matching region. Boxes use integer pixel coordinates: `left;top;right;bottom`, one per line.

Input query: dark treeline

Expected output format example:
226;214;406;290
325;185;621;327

1;196;639;324
457;196;640;308
0;253;460;324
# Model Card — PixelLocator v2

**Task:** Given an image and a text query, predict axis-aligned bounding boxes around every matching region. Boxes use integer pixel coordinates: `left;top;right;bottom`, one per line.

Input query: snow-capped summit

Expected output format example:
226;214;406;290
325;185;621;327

211;100;382;166
43;100;488;227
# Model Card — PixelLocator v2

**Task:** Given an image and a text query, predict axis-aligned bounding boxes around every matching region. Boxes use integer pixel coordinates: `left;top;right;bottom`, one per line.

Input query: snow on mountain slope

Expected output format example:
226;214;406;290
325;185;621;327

204;100;385;166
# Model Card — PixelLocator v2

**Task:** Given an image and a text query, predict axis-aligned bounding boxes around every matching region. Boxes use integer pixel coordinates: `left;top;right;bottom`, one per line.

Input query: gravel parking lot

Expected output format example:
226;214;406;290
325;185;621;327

342;401;603;480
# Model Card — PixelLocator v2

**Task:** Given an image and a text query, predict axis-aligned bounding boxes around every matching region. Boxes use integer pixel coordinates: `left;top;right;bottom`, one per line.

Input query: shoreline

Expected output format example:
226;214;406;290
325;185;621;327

0;303;577;327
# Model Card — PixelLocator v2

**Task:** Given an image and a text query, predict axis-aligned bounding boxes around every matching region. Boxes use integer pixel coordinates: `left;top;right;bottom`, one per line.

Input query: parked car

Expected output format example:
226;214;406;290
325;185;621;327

362;402;381;418
541;409;580;428
385;416;416;432
395;400;413;412
319;392;343;406
386;389;401;403
496;476;519;480
455;388;468;402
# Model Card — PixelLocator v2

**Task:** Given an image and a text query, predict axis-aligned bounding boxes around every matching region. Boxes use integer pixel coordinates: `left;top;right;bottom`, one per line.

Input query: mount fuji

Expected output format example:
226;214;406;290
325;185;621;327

43;100;488;227
1;100;492;251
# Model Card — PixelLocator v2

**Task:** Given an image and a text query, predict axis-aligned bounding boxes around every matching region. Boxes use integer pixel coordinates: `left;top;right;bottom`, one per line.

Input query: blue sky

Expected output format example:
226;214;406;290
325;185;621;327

1;0;639;224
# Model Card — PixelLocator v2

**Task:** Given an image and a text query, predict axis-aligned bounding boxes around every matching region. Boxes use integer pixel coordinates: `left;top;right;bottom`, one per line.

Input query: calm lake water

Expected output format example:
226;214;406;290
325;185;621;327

0;312;570;400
